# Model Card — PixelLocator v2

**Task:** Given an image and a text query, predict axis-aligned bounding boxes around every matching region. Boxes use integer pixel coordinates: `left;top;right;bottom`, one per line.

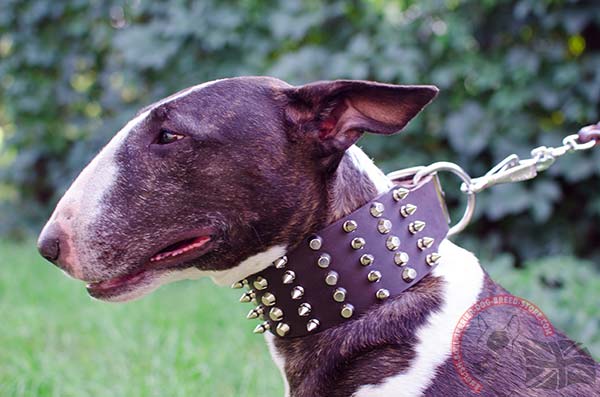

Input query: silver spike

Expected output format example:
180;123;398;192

269;307;284;322
253;321;270;334
317;253;331;268
427;253;442;266
360;253;374;266
377;219;392;234
276;323;290;337
341;304;354;319
239;290;256;303
394;251;409;266
418;237;435;250
282;270;296;284
231;280;245;289
376;288;390;300
298;303;312;317
409;221;426;234
291;286;304;300
386;235;400;251
308;236;323;251
333;287;347;302
273;256;288;269
393;188;410;201
367;270;382;283
253;276;268;290
261;292;276;306
351;237;366;250
307;319;320;332
342;220;358;233
370;202;385;217
246;306;264;319
402;267;418;282
400;204;417;218
325;271;339;286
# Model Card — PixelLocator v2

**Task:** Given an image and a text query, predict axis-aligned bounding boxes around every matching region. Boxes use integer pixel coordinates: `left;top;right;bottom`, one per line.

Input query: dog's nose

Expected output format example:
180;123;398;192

37;223;62;265
38;235;60;263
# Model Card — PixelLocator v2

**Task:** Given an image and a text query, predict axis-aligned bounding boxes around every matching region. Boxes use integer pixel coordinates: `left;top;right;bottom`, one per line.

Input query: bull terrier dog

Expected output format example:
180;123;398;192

37;77;598;396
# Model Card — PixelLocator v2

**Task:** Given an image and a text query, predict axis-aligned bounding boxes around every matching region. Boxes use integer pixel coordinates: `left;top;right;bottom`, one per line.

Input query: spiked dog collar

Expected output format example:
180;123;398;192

234;175;450;338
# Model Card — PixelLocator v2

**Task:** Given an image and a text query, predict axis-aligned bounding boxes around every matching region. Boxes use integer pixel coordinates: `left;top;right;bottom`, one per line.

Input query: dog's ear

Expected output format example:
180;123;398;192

283;80;438;156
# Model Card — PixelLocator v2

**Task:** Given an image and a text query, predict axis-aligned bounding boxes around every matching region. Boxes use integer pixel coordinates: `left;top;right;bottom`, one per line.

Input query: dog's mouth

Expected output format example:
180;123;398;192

86;234;213;301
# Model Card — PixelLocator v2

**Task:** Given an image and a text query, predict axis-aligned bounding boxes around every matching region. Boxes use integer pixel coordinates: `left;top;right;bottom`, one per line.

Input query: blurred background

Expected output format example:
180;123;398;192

1;0;599;396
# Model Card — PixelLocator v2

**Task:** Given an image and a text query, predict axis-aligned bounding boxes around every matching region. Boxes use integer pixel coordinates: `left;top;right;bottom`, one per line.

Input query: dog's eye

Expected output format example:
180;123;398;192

157;128;184;145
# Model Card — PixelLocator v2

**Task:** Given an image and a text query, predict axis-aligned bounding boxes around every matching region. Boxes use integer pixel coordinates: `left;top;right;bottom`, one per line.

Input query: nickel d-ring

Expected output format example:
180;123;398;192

412;162;476;237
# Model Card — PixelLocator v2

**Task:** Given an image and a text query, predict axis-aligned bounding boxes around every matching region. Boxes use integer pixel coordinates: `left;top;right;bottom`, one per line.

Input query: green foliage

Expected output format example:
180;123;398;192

1;0;599;262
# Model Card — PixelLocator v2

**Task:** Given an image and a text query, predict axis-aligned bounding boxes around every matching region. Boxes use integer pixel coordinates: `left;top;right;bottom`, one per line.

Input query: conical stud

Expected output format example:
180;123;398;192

370;202;385;217
231;280;246;289
261;292;276;306
393;188;410;201
367;270;382;283
325;271;339;286
341;304;354;319
376;288;390;300
276;323;290;337
308;236;323;251
291;286;304;300
402;267;418;282
360;254;374;266
253;321;270;334
246;306;264;320
394;251;409;266
273;256;288;269
317;253;331;268
409;221;426;235
427;253;442;266
343;220;358;233
377;219;392;234
307;319;320;332
351;237;366;250
298;303;311;317
269;307;284;321
333;287;347;302
386;236;400;251
418;237;435;250
400;204;417;218
282;270;295;284
253;276;268;290
239;290;256;303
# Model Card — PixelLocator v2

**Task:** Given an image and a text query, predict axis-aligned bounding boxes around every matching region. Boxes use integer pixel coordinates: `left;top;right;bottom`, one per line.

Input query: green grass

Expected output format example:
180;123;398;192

0;240;283;397
1;241;598;397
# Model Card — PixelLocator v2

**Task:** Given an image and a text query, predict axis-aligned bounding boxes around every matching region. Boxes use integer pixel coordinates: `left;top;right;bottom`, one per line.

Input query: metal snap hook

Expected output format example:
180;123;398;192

412;162;476;237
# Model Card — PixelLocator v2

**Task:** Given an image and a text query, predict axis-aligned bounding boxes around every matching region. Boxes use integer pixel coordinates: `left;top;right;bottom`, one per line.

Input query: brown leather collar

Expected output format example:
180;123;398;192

234;175;450;338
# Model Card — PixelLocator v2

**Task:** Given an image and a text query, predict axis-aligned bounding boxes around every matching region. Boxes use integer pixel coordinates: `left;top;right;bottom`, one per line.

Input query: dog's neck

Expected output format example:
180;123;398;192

326;145;393;223
264;146;487;397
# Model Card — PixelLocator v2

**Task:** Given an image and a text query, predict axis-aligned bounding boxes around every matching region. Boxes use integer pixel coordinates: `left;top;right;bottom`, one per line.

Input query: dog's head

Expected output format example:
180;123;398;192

37;77;437;301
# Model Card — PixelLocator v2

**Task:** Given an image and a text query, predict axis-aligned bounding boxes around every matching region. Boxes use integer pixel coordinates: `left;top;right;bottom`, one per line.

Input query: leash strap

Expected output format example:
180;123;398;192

578;122;600;146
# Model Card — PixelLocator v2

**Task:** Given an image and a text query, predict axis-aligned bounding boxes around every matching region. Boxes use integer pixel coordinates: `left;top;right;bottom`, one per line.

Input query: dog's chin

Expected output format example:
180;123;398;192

87;267;165;302
86;265;209;302
86;235;213;302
